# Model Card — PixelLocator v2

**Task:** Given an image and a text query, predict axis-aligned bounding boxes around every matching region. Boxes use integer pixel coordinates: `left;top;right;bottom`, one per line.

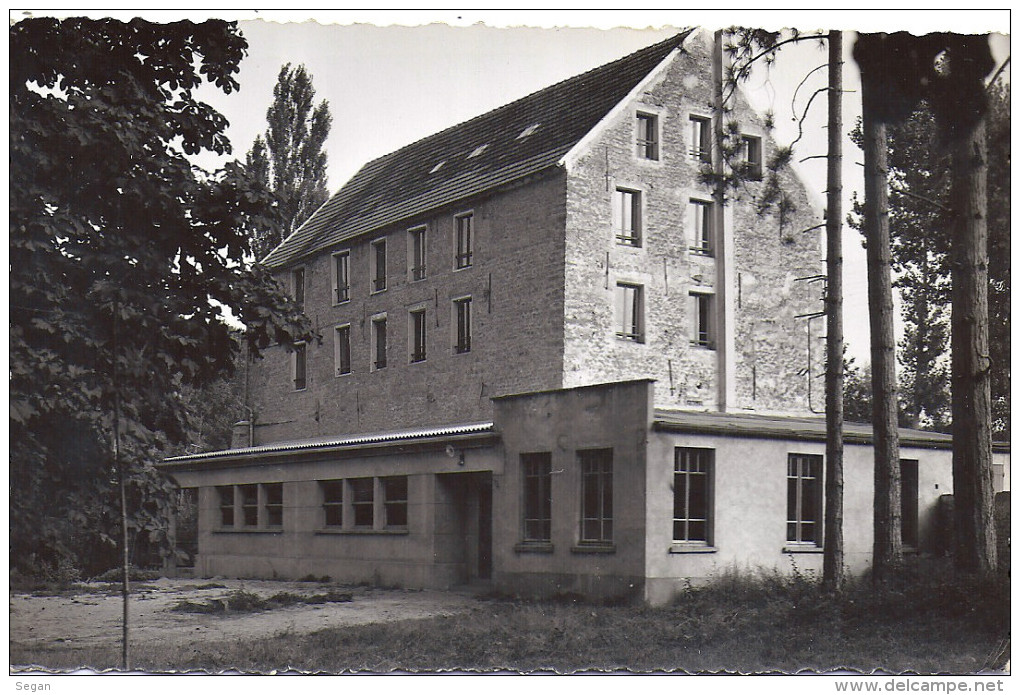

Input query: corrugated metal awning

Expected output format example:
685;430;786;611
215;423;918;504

160;421;495;467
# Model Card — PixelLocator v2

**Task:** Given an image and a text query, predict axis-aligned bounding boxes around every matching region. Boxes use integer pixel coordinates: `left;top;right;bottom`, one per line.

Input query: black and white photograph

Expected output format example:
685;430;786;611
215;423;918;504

8;9;1011;681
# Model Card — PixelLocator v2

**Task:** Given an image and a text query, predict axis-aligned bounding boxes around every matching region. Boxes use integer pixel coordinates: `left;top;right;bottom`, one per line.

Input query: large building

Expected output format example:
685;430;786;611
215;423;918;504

160;31;1009;604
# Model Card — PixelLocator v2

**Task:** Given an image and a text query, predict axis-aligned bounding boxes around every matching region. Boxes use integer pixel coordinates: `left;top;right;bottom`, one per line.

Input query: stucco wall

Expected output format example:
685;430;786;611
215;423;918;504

248;173;567;444
562;36;824;415
642;428;975;605
168;439;502;588
490;380;653;601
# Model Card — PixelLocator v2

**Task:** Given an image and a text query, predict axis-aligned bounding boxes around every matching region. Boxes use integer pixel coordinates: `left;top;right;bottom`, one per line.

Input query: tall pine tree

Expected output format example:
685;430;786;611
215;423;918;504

247;63;332;260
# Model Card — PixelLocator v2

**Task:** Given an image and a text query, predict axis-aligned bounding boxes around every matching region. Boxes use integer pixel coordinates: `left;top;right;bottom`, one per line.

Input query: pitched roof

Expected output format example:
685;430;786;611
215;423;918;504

262;30;693;269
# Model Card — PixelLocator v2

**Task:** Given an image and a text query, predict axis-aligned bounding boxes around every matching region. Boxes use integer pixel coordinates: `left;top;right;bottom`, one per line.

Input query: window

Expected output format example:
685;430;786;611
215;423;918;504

383;476;408;528
372;316;387;370
636;112;659;160
333;251;350;304
293;342;307;390
371;238;387;292
264;483;283;528
689;293;714;349
334;325;351;376
218;486;234;527
674;448;712;544
408;226;427;281
742;135;763;180
901;459;919;548
291;267;305;308
455;213;473;269
454;297;472;354
321;480;343;528
350;478;374;528
410;308;427;363
689;115;712;163
614;187;642;246
787;454;823;545
687;199;714;255
240;484;259;527
579;448;613;543
522;453;552;543
615;283;644;342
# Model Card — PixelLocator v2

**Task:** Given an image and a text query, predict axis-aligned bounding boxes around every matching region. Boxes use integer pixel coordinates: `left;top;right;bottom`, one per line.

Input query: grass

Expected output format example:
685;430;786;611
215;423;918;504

10;561;1009;674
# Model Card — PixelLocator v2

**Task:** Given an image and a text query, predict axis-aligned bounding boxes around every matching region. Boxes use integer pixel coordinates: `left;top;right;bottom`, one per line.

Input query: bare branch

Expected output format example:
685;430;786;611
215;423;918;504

986;55;1010;91
790;87;829;149
800;223;826;234
792;63;828;110
800;154;830;163
890;186;951;213
731;33;828;83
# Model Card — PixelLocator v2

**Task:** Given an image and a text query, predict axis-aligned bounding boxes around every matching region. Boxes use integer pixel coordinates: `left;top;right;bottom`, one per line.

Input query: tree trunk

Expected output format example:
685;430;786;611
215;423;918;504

113;301;131;670
949;115;997;576
822;30;845;591
860;55;902;582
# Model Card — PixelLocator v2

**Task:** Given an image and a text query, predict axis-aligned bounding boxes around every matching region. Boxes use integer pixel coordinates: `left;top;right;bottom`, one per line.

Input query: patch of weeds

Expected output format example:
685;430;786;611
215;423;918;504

298;574;332;583
91;566;163;583
170;588;353;615
181;582;228;591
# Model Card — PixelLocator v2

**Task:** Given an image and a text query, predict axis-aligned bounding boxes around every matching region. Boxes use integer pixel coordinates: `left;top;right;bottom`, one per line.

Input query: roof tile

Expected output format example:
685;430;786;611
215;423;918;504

263;31;692;268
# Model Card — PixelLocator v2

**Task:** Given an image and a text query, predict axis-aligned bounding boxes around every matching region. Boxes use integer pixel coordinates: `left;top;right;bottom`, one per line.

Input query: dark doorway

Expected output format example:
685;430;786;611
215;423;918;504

478;477;492;580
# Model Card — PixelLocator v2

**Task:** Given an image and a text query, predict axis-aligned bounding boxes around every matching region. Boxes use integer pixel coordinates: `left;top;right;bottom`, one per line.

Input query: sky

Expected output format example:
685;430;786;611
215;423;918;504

21;9;1009;363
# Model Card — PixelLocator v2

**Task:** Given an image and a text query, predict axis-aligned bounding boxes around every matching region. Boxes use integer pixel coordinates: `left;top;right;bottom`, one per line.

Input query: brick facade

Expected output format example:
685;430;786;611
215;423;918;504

245;34;824;446
562;38;823;415
248;173;568;444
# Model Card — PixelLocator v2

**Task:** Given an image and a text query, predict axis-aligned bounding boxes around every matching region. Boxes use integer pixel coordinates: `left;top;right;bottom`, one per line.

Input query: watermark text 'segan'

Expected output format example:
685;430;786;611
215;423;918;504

835;680;1005;693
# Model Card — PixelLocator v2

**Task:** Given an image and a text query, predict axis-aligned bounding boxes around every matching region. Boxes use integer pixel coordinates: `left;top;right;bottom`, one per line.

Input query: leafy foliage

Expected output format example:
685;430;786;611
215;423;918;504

246;63;332;260
848;84;1009;434
10;17;314;577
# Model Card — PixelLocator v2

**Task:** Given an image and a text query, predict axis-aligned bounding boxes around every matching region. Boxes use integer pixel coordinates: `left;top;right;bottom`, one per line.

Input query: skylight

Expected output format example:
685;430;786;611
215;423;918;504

429;160;446;174
467;144;489;158
517;123;540;139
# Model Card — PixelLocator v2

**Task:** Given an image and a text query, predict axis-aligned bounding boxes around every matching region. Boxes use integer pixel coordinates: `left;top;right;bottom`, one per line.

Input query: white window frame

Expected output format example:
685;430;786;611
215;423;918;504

687;198;714;256
787;454;823;547
370;237;387;293
409;306;427;364
689;114;712;164
673;448;713;545
408;225;427;282
741;134;764;180
635;109;661;161
292;341;308;390
614;282;644;343
320;479;344;528
334;323;352;377
613;186;643;247
291;266;306;307
454;211;474;270
370;313;387;371
331;250;351;305
689;292;714;349
452;295;472;354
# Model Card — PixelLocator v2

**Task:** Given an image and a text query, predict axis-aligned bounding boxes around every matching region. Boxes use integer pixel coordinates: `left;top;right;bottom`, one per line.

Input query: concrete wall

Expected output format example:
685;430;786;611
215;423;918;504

168;438;502;588
490;380;653;601
248;174;568;444
562;36;824;415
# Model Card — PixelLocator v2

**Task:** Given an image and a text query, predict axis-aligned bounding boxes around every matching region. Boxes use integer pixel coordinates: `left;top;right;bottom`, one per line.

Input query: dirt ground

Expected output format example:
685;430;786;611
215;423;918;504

9;578;480;655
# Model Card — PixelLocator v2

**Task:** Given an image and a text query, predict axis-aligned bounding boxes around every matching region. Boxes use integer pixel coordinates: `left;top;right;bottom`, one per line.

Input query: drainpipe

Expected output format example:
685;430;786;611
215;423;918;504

712;31;737;411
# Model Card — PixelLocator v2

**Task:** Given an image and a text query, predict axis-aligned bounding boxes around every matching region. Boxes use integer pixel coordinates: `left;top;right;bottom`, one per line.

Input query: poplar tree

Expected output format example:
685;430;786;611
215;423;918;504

247;63;332;259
